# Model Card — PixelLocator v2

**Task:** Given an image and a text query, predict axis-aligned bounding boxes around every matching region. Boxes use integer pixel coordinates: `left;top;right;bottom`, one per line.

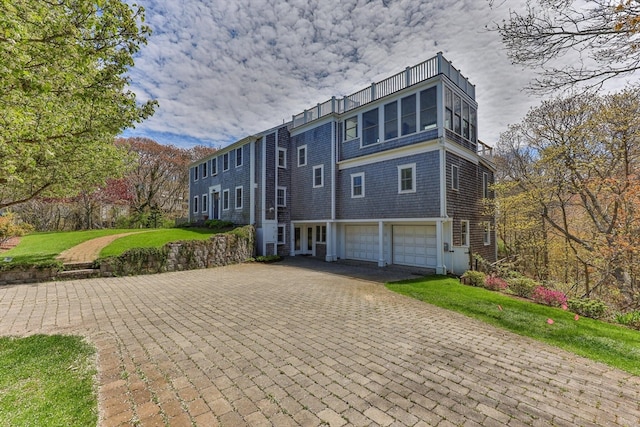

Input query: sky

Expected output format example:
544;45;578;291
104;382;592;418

122;0;542;149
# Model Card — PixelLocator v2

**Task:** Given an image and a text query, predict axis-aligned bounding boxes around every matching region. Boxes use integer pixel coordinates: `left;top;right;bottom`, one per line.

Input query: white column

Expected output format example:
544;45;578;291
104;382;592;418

436;220;446;274
325;222;333;262
378;221;385;267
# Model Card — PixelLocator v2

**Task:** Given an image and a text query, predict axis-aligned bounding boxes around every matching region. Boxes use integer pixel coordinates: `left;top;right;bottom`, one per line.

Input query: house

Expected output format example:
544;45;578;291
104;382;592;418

189;53;496;274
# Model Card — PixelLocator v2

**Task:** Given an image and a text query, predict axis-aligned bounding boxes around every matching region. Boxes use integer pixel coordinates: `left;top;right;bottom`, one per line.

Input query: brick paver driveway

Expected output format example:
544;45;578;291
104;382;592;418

1;258;638;426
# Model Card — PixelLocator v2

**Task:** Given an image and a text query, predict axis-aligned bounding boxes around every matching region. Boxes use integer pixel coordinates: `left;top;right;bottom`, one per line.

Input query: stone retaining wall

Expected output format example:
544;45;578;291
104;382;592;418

0;267;61;286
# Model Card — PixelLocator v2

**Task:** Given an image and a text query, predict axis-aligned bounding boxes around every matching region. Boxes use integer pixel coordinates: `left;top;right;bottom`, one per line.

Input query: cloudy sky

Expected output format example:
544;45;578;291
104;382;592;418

123;0;540;149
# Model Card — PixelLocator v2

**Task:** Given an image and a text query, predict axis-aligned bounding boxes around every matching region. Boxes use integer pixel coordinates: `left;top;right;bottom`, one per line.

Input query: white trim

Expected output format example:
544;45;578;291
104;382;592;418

277;224;286;244
250;141;255;224
223;152;230;171
192;195;199;213
483;221;491;245
313;165;324;188
360;106;380;147
201;193;208;214
460;220;470;247
343;115;359;142
211;157;218;176
351;172;365;198
439;141;447;217
222;189;230;211
277;147;287;168
397;163;416;194
297;145;307;167
202;161;208;178
338;138;438;170
193;166;199;181
235;147;243;168
331;122;336;221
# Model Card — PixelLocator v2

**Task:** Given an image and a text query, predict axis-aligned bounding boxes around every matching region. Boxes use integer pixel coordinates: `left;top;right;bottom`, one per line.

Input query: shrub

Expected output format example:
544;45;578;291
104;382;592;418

461;270;486;287
0;212;33;246
615;311;640;330
254;255;282;263
205;219;234;230
531;286;567;307
484;274;509;291
567;298;608;319
507;277;539;298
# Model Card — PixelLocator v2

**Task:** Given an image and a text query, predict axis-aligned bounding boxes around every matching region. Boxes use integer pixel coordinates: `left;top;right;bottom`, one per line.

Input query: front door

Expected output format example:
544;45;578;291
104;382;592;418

212;192;220;219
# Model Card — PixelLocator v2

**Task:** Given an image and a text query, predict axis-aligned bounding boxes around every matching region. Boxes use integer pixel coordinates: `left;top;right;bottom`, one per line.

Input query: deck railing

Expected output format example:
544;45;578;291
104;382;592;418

292;52;476;129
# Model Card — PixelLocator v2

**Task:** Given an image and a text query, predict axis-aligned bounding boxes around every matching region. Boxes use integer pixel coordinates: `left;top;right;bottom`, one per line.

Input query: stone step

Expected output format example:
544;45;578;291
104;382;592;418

56;269;100;281
63;262;96;271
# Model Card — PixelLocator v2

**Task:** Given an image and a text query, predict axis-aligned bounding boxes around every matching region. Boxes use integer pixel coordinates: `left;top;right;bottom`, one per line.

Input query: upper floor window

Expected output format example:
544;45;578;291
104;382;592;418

297;145;307;167
277;225;285;245
277;187;287;207
192;196;199;213
420;87;437;131
202;162;207;178
193;166;199;181
451;165;459;191
398;163;416;194
462;101;470;140
384;101;398;140
236;148;243;167
222;189;230;210
454;93;462;135
362;108;379;146
483;221;491;245
235;186;243;209
470;108;477;143
351;172;365;198
445;87;453;131
223;153;229;171
345;116;358;140
461;220;469;246
313;165;324;188
278;148;287;168
211;157;217;176
401;94;416;136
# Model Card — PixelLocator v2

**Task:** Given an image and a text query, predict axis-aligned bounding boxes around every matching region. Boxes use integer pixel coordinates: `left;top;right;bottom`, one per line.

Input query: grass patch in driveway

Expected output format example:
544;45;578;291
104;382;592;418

98;227;217;257
0;335;97;426
386;275;640;376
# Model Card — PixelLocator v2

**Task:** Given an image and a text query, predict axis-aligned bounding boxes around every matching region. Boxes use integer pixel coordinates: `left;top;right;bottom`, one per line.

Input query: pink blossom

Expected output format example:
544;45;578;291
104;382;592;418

547;318;554;325
574;314;580;321
561;304;568;311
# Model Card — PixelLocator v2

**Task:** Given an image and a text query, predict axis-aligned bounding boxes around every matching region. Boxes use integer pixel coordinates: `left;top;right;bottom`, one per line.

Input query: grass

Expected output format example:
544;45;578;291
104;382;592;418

0;335;97;426
386;275;640;376
1;229;136;264
98;228;217;258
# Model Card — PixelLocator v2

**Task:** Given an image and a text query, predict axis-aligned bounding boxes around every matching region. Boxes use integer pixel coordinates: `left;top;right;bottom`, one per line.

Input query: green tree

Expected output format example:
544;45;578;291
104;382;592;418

0;0;156;210
490;0;640;91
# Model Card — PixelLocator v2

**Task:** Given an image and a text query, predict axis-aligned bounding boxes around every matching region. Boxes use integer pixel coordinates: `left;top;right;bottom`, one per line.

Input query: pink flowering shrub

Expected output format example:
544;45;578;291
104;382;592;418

531;286;567;307
484;274;509;291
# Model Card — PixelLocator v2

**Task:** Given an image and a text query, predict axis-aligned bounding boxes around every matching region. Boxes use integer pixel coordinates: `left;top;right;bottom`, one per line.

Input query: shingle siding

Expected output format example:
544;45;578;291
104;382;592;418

340;129;438;161
338;151;440;219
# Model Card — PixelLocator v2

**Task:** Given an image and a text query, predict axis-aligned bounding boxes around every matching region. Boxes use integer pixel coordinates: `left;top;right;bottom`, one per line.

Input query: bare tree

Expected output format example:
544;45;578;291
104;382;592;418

490;0;640;92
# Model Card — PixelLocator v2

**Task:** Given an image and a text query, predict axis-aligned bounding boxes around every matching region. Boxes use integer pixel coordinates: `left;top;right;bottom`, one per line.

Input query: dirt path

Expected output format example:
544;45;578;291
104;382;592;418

56;232;149;263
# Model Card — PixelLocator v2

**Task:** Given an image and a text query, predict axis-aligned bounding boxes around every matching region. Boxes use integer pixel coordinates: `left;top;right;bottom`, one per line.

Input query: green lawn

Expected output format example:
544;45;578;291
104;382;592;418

387;276;640;376
98;228;217;258
1;229;135;264
0;335;97;427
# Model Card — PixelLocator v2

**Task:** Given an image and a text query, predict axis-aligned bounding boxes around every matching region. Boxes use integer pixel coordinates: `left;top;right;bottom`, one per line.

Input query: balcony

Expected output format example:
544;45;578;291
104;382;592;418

292;52;476;128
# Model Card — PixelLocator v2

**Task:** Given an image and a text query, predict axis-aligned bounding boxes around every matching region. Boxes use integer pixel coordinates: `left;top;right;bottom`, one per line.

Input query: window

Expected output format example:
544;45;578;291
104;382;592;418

462;101;470;139
277;187;286;207
313;165;324;188
483;221;491;245
316;225;327;243
362;108;379;146
351;172;365;198
384;101;398;140
211;157;217;176
445;87;453;131
451;165;459;191
193;166;199;181
398;163;416;194
454;93;462;135
223;153;229;171
277;225;285;244
222;189;230;210
461;220;469;246
202;162;208;178
236;148;243;167
297;145;307;167
401;94;416;136
192;196;199;213
482;172;489;198
345;116;358;140
470;107;477;143
202;194;208;213
235;186;243;209
278;147;286;168
420;87;437;130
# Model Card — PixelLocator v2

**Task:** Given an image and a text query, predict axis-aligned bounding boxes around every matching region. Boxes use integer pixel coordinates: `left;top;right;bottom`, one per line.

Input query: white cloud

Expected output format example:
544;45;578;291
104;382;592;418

126;0;541;148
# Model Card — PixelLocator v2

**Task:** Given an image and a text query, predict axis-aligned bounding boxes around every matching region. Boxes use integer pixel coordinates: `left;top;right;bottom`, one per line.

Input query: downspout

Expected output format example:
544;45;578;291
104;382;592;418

274;128;279;256
250;141;256;225
329;120;337;261
261;135;267;256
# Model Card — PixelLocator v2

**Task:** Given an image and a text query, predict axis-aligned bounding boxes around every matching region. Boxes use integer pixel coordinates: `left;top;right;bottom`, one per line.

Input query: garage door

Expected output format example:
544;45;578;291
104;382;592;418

393;225;437;267
345;225;379;262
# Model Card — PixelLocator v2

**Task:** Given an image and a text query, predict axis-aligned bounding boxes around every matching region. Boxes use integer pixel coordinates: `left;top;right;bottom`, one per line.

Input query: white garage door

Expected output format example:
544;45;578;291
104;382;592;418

393;225;437;267
345;225;379;262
